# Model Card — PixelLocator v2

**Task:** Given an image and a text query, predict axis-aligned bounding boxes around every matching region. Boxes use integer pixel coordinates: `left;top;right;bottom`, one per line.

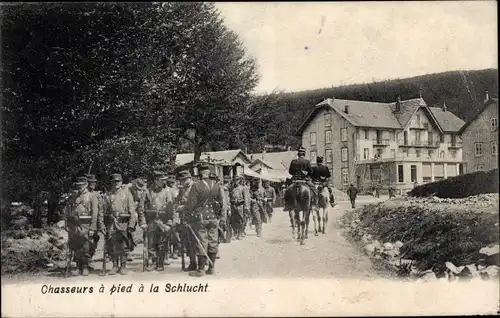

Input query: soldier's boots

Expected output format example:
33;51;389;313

216;251;220;259
184;262;197;272
256;223;262;237
147;257;157;272
126;253;133;262
189;256;206;277
81;261;90;276
206;252;217;275
118;256;128;275
156;253;165;271
108;261;119;275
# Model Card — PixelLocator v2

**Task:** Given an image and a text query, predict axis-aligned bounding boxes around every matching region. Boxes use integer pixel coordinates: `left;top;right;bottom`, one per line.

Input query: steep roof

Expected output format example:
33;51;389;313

458;98;498;134
175;149;250;166
389;98;425;128
248;151;297;171
428;107;466;132
249;158;274;170
295;97;463;136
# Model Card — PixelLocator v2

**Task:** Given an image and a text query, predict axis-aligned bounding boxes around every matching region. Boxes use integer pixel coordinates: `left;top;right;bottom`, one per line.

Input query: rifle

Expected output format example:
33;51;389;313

101;230;107;276
179;206;185;271
142;227;149;272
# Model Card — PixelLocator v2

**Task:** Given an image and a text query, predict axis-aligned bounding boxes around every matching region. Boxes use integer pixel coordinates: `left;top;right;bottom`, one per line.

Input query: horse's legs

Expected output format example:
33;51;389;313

295;211;302;241
312;207;318;236
304;209;311;240
289;210;295;239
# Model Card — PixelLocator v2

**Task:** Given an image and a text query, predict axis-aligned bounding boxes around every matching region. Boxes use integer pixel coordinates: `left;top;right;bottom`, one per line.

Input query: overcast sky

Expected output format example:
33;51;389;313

216;1;498;94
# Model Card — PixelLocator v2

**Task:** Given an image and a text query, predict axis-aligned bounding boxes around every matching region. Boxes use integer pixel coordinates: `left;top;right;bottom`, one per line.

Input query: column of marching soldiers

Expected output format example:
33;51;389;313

64;163;277;277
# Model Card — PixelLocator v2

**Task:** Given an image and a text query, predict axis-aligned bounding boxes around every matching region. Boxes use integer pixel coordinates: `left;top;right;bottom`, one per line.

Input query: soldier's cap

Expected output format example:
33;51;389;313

177;170;192;180
110;173;122;181
209;172;218;180
263;180;270;184
298;146;306;153
86;174;97;182
233;175;243;181
317;156;324;163
223;175;231;181
132;178;147;188
166;174;176;182
198;163;210;171
74;176;88;185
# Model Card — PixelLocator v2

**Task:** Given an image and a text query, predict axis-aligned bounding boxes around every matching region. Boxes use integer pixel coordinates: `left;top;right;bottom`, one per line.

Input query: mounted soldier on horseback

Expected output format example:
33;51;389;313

283;146;314;244
311;156;335;207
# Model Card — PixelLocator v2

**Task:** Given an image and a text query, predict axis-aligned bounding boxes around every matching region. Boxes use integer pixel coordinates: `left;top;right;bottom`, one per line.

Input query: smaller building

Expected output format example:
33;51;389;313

459;91;498;173
174;149;252;179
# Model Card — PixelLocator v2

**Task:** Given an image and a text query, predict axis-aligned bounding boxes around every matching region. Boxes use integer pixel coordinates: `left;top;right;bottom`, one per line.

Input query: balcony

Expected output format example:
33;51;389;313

372;138;390;146
447;141;463;149
398;140;440;148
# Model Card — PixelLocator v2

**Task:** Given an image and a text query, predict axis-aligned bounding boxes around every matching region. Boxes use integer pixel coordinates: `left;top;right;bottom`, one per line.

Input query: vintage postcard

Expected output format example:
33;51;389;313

1;1;498;317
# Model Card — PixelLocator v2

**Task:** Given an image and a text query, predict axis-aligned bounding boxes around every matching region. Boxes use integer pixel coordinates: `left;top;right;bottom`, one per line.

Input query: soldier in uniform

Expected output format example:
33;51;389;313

230;176;247;240
165;174;180;260
249;179;264;237
222;175;232;243
311;157;336;207
145;172;174;270
185;164;227;277
103;173;137;275
242;178;252;237
284;146;315;211
176;170;197;271
128;177;149;261
85;174;105;262
65;176;102;276
262;180;276;222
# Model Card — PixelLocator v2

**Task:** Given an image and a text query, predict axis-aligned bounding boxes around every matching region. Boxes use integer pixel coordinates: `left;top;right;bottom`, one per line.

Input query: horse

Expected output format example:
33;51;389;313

288;180;312;245
312;183;330;235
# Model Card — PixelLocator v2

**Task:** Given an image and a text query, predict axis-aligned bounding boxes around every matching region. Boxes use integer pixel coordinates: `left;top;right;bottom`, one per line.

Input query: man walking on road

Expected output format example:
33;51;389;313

230;176;247;240
185;164;227;277
347;183;358;209
103;173;136;275
86;174;105;261
176;170;197;271
249;179;264;237
263;180;276;222
222;175;232;242
65;176;102;276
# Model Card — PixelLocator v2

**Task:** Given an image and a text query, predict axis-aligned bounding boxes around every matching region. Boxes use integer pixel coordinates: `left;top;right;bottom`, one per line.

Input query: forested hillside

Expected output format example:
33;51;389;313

248;69;498;150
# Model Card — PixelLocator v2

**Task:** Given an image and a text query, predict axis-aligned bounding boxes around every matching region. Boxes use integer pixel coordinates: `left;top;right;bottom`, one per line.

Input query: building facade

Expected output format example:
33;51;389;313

459;92;498;172
296;96;465;193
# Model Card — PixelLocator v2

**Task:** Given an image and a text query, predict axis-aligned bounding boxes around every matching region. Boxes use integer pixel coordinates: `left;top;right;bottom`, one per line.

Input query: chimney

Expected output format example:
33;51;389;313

485;90;490;103
442;102;447;112
344;105;349;114
395;96;401;112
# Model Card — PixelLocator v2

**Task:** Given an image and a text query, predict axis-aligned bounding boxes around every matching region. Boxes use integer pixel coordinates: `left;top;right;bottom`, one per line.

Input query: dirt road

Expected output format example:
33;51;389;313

2;196;388;284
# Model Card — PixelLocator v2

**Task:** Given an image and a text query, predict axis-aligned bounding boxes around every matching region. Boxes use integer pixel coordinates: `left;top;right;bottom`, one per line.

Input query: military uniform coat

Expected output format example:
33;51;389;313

104;186;137;254
288;157;313;179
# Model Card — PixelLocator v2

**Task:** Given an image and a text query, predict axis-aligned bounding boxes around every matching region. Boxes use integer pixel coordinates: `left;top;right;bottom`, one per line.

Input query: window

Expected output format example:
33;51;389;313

451;150;456;158
398;165;404;183
410;165;417;183
428;131;433;145
341;147;348;162
491;118;498;132
492;141;498;156
440;134;444;142
364;129;369;140
459;164;464;175
310;151;317;163
403;148;408;156
416;150;421;158
363;148;369;160
403;131;408;145
391;149;396;158
475;164;485;171
416;115;421;126
439;151;445;159
376;148;383;158
475;142;483;157
310;132;317;146
341;128;348;142
391;131;396;142
324;113;331;127
341;168;349;185
428;149;433;158
325;130;332;144
325;149;333;163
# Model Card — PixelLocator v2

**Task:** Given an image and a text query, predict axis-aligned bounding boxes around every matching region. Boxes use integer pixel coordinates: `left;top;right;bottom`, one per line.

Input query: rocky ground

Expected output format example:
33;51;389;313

342;193;500;282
